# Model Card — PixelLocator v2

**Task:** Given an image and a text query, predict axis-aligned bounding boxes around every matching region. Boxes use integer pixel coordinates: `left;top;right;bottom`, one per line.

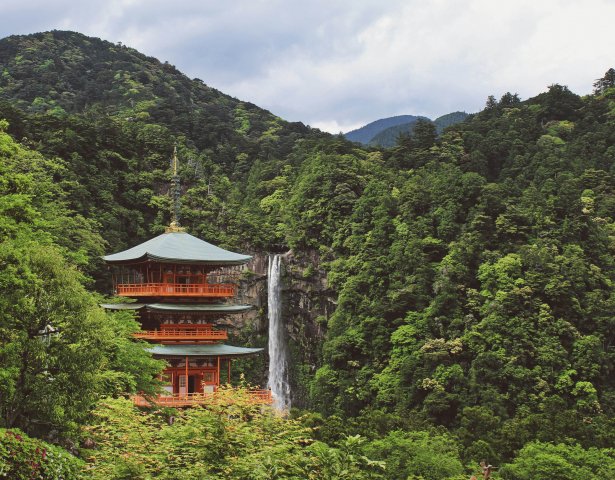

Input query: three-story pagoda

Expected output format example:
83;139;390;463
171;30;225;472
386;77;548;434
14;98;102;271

102;150;270;406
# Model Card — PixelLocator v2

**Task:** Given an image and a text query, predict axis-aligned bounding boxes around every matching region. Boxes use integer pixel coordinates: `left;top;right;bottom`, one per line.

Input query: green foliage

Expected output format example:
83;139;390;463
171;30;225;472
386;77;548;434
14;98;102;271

0;125;104;271
0;31;327;258
0;239;106;434
593;68;615;95
0;428;84;480
83;396;385;479
285;150;368;249
499;441;615;480
0;226;162;439
306;70;615;461
0;128;163;438
363;430;464;480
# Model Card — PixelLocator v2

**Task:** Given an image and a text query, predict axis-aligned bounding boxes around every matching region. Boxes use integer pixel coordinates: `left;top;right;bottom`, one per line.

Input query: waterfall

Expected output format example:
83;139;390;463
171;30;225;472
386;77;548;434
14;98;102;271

267;254;291;411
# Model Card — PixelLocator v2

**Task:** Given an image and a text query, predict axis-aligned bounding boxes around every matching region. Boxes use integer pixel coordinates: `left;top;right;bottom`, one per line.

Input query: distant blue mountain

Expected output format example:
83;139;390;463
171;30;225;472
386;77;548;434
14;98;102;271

345;112;469;147
344;115;423;144
368;117;428;147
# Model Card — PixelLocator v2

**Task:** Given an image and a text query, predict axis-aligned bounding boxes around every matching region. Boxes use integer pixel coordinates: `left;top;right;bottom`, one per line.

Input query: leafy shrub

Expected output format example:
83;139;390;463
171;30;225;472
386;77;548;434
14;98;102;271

0;428;84;480
363;430;464;480
500;441;615;480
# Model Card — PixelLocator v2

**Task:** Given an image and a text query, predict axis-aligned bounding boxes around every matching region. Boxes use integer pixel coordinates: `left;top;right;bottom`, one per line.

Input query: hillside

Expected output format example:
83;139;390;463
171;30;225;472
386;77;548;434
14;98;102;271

344;114;422;144
1;30;615;477
347;112;469;147
0;30;314;147
0;30;328;256
367;117;425;147
433;110;469;131
369;112;469;147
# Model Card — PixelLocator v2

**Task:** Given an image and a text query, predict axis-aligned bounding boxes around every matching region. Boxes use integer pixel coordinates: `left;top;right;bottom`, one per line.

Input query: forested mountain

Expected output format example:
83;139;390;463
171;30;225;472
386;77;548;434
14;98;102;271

434;111;469;132
0;30;314;144
0;31;328;265
344;114;423;144
347;111;469;147
367;117;427;147
1;30;615;479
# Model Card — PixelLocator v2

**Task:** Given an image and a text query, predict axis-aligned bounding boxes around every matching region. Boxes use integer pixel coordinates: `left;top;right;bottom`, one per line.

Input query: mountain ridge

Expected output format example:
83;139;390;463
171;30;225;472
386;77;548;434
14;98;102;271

0;30;324;151
0;30;329;256
345;111;469;147
344;114;424;144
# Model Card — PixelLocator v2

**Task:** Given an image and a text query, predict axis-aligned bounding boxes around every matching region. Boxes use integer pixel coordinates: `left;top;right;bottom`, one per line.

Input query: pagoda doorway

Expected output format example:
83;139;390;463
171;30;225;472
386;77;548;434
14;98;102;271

178;375;197;395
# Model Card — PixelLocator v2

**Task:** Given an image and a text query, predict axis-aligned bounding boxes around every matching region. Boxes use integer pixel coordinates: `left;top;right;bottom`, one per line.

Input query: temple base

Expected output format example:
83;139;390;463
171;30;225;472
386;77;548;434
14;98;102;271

133;388;273;407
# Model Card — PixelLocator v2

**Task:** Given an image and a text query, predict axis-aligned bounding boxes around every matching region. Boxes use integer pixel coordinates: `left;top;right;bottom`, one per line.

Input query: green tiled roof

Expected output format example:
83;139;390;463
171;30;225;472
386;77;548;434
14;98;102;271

100;303;253;313
100;303;146;310
147;344;263;357
103;231;251;265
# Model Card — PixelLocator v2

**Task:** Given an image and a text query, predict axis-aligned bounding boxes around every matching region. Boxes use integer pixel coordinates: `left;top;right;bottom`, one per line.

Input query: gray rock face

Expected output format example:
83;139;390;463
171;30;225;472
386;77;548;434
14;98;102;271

236;249;335;407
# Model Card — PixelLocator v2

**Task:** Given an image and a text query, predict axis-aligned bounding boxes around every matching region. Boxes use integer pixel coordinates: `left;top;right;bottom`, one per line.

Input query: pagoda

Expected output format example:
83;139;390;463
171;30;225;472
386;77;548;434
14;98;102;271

102;149;270;406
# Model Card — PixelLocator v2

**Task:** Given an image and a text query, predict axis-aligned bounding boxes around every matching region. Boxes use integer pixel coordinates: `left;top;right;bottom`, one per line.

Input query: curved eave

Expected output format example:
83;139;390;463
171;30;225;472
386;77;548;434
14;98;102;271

147;303;253;313
100;303;145;310
100;303;253;313
147;344;263;358
103;253;252;266
102;232;252;266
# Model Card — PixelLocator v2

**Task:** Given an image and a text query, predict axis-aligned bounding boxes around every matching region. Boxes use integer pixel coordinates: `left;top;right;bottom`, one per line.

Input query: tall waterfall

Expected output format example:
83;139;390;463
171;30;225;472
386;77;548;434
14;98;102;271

267;254;291;411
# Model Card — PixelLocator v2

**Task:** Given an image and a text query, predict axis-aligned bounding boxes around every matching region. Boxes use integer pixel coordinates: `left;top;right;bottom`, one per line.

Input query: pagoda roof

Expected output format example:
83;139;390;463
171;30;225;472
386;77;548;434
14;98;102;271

147;344;263;357
100;303;253;313
103;231;251;266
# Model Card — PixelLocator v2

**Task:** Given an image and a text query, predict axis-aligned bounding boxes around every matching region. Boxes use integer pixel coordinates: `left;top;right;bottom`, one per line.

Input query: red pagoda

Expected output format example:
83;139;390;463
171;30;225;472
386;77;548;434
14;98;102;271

102;149;270;406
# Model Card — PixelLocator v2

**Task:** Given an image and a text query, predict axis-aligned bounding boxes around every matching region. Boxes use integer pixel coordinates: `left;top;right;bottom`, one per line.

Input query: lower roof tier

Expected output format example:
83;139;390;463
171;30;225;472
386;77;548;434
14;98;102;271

147;344;263;358
100;303;252;313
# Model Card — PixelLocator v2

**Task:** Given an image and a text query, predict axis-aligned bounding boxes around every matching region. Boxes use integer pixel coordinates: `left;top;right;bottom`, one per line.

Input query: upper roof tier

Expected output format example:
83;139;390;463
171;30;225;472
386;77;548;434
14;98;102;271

100;303;253;313
147;344;264;357
103;231;252;266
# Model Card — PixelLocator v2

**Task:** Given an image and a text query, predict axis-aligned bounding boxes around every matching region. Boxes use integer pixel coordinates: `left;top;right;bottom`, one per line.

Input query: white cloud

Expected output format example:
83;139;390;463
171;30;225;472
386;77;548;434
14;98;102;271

1;0;614;132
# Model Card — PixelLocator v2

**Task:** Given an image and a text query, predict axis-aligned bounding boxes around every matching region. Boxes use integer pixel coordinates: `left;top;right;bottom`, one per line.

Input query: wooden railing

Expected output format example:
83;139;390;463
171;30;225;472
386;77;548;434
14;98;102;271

133;389;273;407
116;283;236;297
245;390;274;403
133;328;228;342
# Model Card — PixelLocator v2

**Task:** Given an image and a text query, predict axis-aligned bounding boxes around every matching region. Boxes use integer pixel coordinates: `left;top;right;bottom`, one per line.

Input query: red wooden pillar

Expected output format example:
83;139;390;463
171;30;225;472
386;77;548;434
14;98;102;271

227;359;231;384
216;356;220;387
185;355;188;398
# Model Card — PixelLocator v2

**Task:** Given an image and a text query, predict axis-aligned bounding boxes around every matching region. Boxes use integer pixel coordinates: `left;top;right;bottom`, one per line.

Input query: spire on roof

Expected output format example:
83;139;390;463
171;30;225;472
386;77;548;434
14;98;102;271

166;145;185;233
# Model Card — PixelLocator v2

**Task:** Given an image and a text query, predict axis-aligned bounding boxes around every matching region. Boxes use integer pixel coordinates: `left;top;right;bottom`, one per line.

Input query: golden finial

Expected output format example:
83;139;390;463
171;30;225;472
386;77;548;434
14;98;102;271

165;220;185;233
172;145;179;176
166;145;186;233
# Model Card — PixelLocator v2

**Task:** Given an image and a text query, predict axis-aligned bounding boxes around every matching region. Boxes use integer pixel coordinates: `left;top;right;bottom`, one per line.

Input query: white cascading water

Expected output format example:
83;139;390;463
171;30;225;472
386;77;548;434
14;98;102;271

267;254;291;411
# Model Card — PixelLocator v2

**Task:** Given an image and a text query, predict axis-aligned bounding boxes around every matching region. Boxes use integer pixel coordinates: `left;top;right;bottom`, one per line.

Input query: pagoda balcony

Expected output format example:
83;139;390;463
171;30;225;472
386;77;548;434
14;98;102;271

115;282;236;298
133;328;228;343
133;389;273;407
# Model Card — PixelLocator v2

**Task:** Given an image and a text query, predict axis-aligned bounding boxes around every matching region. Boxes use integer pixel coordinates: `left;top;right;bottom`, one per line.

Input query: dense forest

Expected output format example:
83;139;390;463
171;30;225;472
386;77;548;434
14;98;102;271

1;31;615;479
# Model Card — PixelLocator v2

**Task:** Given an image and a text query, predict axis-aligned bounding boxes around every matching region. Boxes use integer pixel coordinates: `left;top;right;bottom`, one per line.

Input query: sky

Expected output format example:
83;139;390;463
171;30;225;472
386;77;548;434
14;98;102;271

1;0;614;133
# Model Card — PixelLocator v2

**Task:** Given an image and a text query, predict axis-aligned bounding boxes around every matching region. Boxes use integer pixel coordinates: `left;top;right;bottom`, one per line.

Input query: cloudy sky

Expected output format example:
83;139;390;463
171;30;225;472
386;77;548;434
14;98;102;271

1;0;613;132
